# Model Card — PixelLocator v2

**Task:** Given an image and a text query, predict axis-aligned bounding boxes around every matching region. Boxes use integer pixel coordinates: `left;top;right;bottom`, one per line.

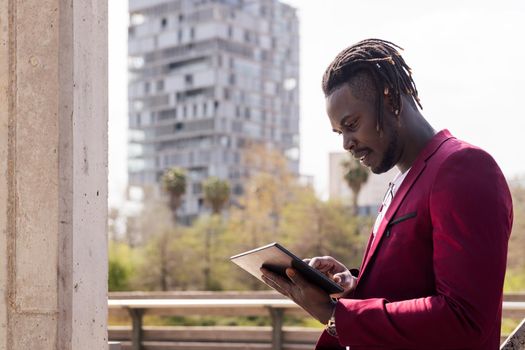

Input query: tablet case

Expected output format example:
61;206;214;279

230;242;344;294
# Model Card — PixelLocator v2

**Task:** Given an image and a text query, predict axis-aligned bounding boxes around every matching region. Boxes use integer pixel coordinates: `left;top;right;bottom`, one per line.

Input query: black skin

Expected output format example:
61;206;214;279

261;83;436;324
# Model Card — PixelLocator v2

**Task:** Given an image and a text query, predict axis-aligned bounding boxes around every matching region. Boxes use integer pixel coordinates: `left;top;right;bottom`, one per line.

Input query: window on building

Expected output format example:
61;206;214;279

193;183;202;195
130;13;145;26
233;184;243;195
190;27;195;40
144;81;150;94
161;18;167;29
220;136;230;147
175;122;184;131
185;74;193;85
228;73;235;85
156;79;164;91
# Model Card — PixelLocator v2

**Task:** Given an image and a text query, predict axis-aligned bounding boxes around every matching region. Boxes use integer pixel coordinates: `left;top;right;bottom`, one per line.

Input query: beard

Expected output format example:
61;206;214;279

371;127;399;174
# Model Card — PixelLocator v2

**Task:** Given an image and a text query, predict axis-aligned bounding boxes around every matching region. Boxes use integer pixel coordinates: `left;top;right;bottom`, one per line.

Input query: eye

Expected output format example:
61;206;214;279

343;119;358;131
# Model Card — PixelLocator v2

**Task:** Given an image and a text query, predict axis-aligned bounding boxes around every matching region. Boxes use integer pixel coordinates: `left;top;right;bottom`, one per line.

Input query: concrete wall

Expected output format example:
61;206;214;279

0;1;108;349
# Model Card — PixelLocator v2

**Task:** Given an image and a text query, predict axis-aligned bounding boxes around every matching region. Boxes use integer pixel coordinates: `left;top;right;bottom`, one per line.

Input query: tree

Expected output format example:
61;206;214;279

108;241;136;291
342;158;370;216
222;144;301;289
203;177;231;214
162;167;187;222
202;177;231;289
280;186;370;270
505;177;525;291
186;215;229;291
134;226;201;291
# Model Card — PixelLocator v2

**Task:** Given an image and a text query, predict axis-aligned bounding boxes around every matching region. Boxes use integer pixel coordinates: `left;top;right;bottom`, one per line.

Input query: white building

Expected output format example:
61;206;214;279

127;0;300;220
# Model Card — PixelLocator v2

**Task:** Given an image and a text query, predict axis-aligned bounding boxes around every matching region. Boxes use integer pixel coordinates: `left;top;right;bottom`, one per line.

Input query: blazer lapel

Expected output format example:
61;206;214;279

356;130;454;284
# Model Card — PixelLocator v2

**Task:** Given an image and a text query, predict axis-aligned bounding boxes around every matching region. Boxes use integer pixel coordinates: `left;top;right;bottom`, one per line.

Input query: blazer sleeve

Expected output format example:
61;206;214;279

318;148;513;349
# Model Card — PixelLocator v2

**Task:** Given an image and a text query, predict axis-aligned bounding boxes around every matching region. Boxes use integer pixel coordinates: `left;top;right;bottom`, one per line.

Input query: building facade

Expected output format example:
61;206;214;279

127;0;300;219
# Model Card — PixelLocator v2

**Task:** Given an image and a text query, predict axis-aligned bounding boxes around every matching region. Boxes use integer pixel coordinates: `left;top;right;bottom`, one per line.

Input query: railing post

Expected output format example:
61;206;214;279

500;318;525;349
128;308;144;350
269;307;284;350
108;342;121;350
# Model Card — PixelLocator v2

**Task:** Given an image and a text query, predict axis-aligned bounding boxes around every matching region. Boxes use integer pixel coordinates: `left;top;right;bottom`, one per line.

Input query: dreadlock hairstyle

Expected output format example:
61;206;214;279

322;39;422;131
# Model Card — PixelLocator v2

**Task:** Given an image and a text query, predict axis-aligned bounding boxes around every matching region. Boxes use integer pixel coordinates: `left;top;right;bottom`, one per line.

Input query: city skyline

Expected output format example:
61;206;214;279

110;0;525;207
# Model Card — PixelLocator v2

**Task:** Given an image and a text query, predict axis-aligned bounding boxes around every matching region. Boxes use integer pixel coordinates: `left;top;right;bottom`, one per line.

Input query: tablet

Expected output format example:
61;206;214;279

230;242;344;294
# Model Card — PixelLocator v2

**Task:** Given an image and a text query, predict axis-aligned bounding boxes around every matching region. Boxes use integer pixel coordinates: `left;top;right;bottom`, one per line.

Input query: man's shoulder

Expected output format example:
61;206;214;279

435;135;496;167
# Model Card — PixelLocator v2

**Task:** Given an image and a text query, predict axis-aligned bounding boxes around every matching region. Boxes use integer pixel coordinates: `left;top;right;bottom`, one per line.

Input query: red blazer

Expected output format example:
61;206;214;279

316;130;513;350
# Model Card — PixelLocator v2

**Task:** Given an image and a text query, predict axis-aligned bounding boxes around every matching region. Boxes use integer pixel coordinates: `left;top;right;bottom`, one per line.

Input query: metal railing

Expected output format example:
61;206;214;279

108;292;525;350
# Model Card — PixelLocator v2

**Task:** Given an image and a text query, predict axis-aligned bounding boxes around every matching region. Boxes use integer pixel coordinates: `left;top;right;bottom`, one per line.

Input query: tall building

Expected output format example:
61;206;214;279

329;152;397;216
127;0;300;219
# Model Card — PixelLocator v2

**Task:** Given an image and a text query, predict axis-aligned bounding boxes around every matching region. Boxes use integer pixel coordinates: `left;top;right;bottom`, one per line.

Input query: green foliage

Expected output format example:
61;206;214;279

116;145;376;293
162;167;187;219
186;215;230;290
108;242;136;291
280;189;369;269
162;167;187;196
504;269;525;292
140;315;322;328
133;227;203;291
504;180;525;291
502;318;522;337
203;177;231;214
342;157;370;215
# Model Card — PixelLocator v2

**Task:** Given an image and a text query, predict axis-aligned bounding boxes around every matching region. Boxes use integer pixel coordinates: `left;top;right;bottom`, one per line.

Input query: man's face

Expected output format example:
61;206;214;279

326;84;401;174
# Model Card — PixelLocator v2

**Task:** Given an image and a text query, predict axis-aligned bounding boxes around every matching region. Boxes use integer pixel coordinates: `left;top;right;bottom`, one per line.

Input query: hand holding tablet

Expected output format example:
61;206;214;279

230;242;344;294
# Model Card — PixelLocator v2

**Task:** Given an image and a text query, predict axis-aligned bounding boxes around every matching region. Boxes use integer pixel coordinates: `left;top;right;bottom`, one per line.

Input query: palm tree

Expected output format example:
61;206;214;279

202;177;230;289
162;167;186;222
342;158;369;216
203;177;231;215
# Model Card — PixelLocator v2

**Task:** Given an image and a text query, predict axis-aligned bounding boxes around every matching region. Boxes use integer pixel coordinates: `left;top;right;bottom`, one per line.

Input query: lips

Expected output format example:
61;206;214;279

352;149;370;161
352;149;372;166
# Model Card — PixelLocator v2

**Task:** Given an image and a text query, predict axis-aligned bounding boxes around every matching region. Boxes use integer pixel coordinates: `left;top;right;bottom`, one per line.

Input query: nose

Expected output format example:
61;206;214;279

343;132;356;152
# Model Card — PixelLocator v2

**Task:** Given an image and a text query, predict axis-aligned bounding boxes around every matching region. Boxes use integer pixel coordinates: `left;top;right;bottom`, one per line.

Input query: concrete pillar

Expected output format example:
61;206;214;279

0;1;108;349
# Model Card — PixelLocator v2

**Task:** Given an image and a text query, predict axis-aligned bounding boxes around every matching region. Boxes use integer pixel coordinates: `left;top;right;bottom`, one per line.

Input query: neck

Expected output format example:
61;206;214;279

396;110;436;173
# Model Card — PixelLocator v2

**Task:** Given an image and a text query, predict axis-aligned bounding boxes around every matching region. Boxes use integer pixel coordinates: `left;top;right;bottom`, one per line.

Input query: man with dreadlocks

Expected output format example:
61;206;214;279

261;39;512;349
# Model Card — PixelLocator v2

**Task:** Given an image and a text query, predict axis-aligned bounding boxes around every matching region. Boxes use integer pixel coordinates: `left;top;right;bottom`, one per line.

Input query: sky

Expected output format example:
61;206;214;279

109;0;525;207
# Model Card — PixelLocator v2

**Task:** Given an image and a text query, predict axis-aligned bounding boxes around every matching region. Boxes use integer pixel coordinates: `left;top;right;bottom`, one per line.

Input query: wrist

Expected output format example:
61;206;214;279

325;301;338;338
